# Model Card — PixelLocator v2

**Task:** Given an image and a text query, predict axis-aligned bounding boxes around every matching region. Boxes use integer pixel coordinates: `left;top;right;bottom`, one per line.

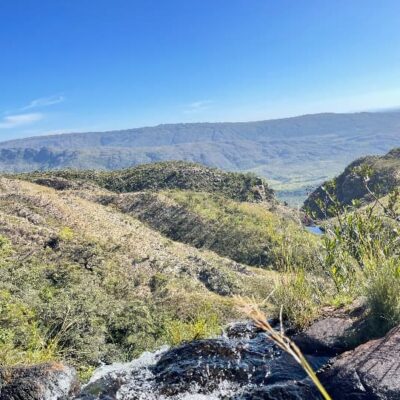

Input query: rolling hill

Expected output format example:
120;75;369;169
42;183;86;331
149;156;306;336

0;162;318;371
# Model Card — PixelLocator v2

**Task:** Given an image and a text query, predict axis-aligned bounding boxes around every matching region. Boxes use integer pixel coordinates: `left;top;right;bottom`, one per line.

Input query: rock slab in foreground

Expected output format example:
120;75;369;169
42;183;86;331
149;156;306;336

321;325;400;399
0;362;79;400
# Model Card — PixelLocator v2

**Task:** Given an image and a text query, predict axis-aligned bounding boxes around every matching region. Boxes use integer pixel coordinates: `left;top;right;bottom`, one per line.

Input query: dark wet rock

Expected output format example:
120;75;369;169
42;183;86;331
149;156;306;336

294;317;359;355
152;336;329;396
74;318;400;399
76;375;122;400
320;325;400;399
232;381;320;400
294;301;368;356
224;321;262;339
0;362;79;400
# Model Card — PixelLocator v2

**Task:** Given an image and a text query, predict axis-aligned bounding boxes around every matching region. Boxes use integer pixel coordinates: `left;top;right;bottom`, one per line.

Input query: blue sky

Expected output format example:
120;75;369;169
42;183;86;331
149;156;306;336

1;0;400;141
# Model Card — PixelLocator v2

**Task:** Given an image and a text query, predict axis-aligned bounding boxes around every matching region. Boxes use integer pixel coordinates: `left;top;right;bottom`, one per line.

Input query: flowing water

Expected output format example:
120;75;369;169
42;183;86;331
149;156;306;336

305;225;324;235
77;322;330;399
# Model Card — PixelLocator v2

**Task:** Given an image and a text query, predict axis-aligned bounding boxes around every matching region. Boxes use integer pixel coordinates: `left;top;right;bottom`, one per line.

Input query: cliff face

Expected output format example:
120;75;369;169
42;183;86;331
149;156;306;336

304;148;400;219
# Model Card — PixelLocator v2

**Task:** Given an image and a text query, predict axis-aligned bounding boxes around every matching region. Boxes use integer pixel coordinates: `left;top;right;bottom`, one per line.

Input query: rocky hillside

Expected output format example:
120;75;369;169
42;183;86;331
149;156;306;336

304;147;400;219
100;190;316;269
0;163;317;376
14;162;315;270
17;161;274;203
2;111;400;202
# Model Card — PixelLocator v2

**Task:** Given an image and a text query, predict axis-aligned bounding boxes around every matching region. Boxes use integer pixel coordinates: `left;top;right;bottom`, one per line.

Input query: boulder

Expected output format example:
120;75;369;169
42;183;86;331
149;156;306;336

0;362;79;400
232;381;319;400
321;325;400;399
294;301;369;355
152;336;328;396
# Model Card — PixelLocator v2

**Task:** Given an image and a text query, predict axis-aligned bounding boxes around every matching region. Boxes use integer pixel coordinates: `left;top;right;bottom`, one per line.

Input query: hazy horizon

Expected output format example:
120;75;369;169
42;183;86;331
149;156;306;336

1;107;400;144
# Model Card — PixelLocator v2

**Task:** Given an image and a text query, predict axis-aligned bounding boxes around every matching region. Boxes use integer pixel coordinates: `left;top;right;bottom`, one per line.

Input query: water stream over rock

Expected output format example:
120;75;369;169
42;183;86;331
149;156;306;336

3;315;399;399
77;322;330;400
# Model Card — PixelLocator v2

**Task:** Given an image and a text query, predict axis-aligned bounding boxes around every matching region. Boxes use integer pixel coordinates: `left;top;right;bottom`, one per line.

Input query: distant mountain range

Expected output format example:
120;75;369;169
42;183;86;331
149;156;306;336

1;111;400;203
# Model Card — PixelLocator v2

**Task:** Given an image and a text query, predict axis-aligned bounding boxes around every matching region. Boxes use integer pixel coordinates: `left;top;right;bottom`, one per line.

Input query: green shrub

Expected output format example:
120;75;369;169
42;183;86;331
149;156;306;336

59;227;74;241
165;308;221;345
311;181;400;335
0;290;57;366
364;258;400;335
272;271;326;328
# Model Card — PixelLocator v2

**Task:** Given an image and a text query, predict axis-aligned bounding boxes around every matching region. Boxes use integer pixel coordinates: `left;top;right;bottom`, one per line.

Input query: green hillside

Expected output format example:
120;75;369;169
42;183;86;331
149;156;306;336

304;148;400;219
0;163;317;377
14;161;274;203
2;157;400;387
107;190;317;269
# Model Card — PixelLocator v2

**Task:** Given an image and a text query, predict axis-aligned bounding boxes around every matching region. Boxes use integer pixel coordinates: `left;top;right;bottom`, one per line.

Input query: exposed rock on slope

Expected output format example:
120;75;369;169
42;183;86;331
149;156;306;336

17;161;274;203
304;147;400;218
0;173;279;369
0;363;79;400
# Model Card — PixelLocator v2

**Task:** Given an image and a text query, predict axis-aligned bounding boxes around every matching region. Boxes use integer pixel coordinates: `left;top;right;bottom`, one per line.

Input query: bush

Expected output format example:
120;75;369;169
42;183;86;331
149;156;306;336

271;178;400;331
165;307;221;345
364;258;400;335
312;180;400;335
272;271;326;329
59;227;74;241
0;290;57;366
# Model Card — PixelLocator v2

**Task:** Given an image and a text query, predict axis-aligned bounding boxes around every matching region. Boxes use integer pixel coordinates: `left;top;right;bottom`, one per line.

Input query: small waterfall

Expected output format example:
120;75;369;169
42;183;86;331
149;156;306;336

78;323;330;399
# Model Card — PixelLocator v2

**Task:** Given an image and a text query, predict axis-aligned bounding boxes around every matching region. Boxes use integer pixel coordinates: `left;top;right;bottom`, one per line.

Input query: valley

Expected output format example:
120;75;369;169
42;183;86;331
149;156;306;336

1;111;400;204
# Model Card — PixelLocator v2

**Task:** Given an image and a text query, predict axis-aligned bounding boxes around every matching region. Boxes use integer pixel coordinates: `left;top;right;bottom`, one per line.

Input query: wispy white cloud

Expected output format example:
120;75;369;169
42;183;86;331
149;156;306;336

184;100;213;114
0;113;43;129
21;94;65;110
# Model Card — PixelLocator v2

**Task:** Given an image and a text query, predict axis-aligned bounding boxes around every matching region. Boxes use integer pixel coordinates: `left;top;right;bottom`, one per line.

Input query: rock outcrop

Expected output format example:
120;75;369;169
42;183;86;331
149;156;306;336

321;325;400;399
294;301;369;355
75;323;329;399
75;309;400;399
304;147;400;219
0;363;79;400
